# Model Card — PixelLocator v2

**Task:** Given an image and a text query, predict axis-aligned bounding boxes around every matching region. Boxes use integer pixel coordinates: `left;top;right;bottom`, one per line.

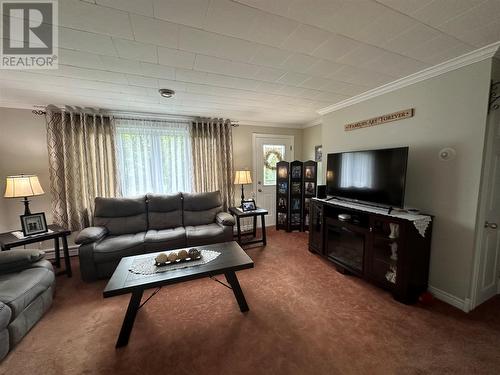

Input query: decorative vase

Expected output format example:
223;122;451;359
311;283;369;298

390;242;398;261
389;223;399;239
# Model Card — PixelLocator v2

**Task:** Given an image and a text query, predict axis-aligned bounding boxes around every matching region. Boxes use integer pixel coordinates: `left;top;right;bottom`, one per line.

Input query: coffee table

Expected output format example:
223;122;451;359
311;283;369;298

103;241;254;348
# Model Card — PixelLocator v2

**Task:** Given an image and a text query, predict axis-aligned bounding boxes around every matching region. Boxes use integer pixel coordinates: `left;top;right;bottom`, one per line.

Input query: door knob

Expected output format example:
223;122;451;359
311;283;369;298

258;189;262;192
485;221;498;229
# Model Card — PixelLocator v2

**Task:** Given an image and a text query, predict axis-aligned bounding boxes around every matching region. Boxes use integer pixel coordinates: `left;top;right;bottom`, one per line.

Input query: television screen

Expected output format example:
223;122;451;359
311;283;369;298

326;147;408;208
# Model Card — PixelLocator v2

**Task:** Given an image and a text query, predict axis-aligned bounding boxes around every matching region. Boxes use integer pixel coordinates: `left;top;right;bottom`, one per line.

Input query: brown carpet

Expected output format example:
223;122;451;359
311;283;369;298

2;228;500;375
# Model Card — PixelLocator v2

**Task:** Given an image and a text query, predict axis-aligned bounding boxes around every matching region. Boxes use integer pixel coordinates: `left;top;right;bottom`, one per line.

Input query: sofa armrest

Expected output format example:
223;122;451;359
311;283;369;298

75;226;108;245
0;249;45;275
0;301;11;331
216;212;235;226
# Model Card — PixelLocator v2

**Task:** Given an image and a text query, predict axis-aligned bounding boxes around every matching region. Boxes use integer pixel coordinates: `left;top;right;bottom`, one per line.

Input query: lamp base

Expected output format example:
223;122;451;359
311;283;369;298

22;197;31;215
240;184;245;208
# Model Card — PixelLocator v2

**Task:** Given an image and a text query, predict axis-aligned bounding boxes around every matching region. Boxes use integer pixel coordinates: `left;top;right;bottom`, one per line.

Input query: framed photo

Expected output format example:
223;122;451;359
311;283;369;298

291;198;300;211
291;182;301;194
277;212;287;225
278;166;288;179
315;145;323;162
291;165;302;179
20;212;48;236
241;199;257;212
305;165;316;179
305;182;316;195
278;182;288;194
291;213;301;225
278;197;287;210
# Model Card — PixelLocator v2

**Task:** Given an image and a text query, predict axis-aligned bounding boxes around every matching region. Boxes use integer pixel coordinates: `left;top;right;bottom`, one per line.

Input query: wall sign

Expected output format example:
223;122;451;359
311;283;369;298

344;108;414;131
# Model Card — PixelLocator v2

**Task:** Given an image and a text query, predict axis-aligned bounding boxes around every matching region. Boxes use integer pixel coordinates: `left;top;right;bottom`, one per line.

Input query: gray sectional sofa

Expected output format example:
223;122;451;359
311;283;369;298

76;191;235;281
0;250;55;361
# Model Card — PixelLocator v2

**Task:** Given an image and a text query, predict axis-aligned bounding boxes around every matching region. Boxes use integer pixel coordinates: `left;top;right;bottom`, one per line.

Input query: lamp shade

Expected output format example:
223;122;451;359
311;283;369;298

234;170;252;185
4;175;45;198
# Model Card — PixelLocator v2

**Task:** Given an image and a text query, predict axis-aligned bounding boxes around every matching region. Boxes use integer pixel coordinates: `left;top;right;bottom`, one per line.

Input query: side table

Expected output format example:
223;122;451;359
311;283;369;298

0;224;72;277
228;207;268;246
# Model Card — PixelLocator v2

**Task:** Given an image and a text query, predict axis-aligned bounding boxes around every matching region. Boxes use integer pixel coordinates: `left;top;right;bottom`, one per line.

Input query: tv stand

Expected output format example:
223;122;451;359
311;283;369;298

309;198;433;304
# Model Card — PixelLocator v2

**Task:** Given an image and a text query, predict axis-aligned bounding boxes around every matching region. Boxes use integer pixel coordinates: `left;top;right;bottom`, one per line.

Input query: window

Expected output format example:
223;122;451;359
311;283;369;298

263;144;285;186
115;118;192;197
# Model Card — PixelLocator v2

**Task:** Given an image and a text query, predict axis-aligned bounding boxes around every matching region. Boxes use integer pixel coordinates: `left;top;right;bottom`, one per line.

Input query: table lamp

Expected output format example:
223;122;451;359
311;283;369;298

4;175;45;215
234;170;252;207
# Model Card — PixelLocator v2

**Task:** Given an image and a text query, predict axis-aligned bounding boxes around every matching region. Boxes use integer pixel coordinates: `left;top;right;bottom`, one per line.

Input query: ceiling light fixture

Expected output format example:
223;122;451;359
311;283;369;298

159;88;175;98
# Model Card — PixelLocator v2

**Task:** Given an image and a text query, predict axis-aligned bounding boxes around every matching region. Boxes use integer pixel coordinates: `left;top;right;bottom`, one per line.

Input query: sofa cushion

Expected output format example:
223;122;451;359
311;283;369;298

94;196;147;235
186;224;227;246
0;262;55;318
147;193;183;230
183;191;223;226
144;227;186;252
93;232;146;263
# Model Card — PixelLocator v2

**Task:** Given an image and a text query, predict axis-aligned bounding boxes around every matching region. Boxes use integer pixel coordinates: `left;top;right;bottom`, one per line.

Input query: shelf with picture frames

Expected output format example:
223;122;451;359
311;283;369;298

275;160;318;232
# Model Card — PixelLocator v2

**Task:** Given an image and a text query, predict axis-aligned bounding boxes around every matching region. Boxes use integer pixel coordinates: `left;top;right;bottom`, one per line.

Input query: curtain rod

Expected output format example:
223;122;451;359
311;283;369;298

32;107;239;126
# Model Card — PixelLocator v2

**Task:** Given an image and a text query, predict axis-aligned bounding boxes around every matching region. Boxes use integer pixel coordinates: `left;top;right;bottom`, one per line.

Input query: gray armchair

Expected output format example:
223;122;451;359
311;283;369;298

76;191;235;281
0;249;55;361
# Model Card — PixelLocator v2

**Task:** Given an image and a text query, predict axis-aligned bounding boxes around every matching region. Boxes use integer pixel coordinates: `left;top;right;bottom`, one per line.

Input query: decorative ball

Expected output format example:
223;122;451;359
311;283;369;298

155;253;168;264
188;248;201;259
167;252;178;262
178;250;188;260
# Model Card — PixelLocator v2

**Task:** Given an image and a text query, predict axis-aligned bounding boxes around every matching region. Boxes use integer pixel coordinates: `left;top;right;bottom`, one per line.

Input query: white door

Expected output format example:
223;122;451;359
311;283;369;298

472;110;500;307
253;134;294;226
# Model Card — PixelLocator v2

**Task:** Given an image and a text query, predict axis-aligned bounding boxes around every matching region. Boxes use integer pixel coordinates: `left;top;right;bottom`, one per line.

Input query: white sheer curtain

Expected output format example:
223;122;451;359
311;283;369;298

115;118;192;197
340;152;374;188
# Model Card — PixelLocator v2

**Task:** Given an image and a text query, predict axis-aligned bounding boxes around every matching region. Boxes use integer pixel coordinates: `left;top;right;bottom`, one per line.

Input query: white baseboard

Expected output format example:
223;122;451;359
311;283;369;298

428;285;471;312
42;245;79;260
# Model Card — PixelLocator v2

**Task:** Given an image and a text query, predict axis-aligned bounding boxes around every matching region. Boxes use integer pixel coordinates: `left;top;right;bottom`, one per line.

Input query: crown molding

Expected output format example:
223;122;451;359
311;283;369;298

237;119;304;129
318;41;500;116
302;118;322;128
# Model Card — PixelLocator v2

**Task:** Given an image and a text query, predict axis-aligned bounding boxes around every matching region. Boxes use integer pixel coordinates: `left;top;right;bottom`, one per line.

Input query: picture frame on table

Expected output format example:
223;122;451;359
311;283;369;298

241;199;257;212
20;212;48;236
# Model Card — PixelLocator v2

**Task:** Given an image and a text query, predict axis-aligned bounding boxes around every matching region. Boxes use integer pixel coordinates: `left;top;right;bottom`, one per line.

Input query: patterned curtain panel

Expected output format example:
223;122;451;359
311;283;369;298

190;118;235;210
45;109;119;230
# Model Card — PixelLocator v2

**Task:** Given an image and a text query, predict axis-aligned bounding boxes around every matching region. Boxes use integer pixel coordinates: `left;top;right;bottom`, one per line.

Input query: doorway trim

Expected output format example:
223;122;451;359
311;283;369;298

469;104;500;310
252;133;295;224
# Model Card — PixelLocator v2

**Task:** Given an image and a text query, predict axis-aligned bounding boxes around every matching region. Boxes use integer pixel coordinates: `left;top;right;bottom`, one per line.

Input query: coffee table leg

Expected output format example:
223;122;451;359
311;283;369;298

116;289;144;348
225;271;249;312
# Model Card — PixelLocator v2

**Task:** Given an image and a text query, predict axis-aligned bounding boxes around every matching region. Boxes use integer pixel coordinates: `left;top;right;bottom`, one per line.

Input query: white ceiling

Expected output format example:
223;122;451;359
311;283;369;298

1;0;499;126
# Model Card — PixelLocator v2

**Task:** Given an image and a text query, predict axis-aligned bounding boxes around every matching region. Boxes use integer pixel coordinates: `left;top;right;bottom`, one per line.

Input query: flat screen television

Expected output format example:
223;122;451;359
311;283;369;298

326;146;408;208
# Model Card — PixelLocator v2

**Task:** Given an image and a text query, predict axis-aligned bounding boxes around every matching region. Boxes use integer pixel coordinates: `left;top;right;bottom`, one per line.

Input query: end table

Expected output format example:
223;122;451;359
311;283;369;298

228;207;268;246
0;224;72;277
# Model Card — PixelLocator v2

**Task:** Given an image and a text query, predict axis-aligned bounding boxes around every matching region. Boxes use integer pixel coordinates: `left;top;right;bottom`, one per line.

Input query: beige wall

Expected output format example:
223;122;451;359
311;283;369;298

320;60;492;300
0;107;51;232
0;107;57;250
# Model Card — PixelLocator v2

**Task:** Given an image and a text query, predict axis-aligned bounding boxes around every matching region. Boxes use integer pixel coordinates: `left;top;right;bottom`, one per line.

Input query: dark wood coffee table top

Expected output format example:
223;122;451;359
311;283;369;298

103;241;254;298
